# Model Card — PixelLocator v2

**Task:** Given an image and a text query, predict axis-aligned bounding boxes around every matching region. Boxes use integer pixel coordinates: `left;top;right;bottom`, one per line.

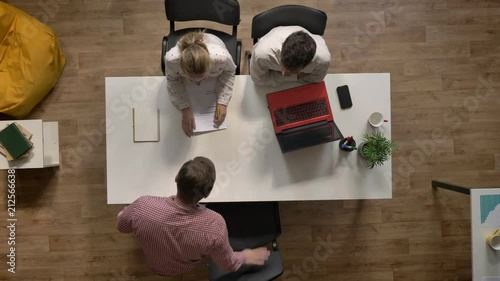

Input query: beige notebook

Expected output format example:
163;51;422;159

132;107;160;142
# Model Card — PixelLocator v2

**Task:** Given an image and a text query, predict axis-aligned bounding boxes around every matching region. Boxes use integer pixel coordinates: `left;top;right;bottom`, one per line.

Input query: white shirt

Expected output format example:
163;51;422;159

250;26;331;87
165;34;236;110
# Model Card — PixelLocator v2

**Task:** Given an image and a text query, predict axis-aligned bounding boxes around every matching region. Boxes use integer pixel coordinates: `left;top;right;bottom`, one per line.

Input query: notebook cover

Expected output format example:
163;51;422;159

0;123;33;159
0;138;33;160
0;122;33;160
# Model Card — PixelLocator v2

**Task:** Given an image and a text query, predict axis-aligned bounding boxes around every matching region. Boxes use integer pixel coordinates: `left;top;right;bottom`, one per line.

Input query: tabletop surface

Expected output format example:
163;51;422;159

105;74;392;204
470;188;500;281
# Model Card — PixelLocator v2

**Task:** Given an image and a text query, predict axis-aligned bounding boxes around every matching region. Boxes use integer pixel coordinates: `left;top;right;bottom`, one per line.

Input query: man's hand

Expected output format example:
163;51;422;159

182;107;195;137
297;72;309;80
214;104;227;127
281;69;293;77
242;247;271;265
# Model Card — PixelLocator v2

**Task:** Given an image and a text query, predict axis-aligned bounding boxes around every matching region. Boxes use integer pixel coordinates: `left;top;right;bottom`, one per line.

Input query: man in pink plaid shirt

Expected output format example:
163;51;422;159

117;156;270;277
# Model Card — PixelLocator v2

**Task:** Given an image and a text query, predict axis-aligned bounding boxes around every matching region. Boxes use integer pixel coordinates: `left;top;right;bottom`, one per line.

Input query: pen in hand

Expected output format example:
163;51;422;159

214;104;220;128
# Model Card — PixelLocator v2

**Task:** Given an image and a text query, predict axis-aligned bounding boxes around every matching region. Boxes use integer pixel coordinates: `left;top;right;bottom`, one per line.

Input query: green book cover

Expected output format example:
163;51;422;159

0;123;33;159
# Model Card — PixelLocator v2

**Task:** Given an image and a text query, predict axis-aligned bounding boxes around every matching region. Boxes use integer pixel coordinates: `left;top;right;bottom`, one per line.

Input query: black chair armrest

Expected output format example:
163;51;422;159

161;36;168;75
236;40;242;75
245;50;252;75
272;239;279;251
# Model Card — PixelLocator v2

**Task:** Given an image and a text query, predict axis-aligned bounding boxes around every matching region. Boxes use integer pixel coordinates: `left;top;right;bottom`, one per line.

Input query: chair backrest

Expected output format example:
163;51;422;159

251;5;327;44
206;202;281;238
207;202;283;281
164;0;240;26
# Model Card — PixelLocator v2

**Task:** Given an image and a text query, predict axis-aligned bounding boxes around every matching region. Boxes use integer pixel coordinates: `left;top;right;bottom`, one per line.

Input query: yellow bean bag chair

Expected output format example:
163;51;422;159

0;2;66;118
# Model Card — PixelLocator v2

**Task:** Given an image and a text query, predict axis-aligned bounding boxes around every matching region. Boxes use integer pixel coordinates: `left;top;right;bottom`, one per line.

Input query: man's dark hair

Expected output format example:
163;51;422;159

175;156;216;204
281;31;317;73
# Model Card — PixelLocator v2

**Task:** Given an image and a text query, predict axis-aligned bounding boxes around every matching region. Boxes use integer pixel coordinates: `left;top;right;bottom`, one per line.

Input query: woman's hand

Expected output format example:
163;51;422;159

214;104;227;127
182;107;195;137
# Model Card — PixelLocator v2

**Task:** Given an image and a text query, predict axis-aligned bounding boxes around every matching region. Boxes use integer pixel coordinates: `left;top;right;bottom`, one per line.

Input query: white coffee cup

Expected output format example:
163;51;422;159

486;229;500;250
368;112;388;127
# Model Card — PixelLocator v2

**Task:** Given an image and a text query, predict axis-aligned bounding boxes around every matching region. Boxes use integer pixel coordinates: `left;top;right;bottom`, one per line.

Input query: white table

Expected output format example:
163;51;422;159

0;120;59;169
432;181;500;281
471;189;500;281
105;74;392;204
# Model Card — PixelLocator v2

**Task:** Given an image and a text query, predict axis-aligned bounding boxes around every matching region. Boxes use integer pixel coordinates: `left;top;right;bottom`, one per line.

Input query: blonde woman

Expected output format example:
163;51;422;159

165;31;236;136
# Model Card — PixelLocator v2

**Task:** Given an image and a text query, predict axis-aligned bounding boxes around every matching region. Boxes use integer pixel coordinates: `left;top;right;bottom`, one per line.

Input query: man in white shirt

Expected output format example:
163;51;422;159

250;26;331;87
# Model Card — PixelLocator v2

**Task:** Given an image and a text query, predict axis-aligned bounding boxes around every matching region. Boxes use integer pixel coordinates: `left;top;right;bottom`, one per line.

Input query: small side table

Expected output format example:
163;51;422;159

0;120;59;169
432;181;500;280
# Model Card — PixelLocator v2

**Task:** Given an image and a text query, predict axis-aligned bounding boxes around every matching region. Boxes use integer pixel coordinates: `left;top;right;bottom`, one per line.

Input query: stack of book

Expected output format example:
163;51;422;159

0;123;33;161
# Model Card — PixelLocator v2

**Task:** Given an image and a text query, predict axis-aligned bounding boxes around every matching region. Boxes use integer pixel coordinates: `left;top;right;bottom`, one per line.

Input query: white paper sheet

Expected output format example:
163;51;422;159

133;107;159;142
185;78;227;133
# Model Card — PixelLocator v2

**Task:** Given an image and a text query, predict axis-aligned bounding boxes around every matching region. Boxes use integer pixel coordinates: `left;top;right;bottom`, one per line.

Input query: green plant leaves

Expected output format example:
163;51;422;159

361;132;398;169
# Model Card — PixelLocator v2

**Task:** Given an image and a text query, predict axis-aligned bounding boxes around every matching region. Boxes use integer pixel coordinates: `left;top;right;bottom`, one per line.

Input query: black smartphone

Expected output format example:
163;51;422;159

336;85;353;109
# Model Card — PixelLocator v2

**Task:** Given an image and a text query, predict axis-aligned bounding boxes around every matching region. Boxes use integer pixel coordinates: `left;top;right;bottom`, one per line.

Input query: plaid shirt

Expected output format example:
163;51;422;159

117;195;245;276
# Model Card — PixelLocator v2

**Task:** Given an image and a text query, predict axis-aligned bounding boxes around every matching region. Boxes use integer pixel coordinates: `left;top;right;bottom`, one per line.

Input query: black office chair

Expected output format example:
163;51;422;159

161;0;242;75
246;4;327;73
206;202;283;281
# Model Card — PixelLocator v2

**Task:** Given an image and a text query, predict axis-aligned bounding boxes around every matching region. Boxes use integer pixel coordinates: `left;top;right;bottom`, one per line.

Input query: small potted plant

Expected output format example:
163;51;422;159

359;132;398;169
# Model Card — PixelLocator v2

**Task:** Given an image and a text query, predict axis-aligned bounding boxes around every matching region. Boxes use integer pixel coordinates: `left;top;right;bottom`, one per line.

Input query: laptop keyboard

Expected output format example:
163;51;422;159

274;99;329;127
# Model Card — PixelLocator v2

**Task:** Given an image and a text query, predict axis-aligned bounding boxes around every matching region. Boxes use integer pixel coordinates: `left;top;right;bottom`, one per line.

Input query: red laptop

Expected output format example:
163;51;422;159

266;81;340;153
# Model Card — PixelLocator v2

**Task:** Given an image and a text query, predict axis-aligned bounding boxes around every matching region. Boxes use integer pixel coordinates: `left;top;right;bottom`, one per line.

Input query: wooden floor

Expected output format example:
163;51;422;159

1;0;500;280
